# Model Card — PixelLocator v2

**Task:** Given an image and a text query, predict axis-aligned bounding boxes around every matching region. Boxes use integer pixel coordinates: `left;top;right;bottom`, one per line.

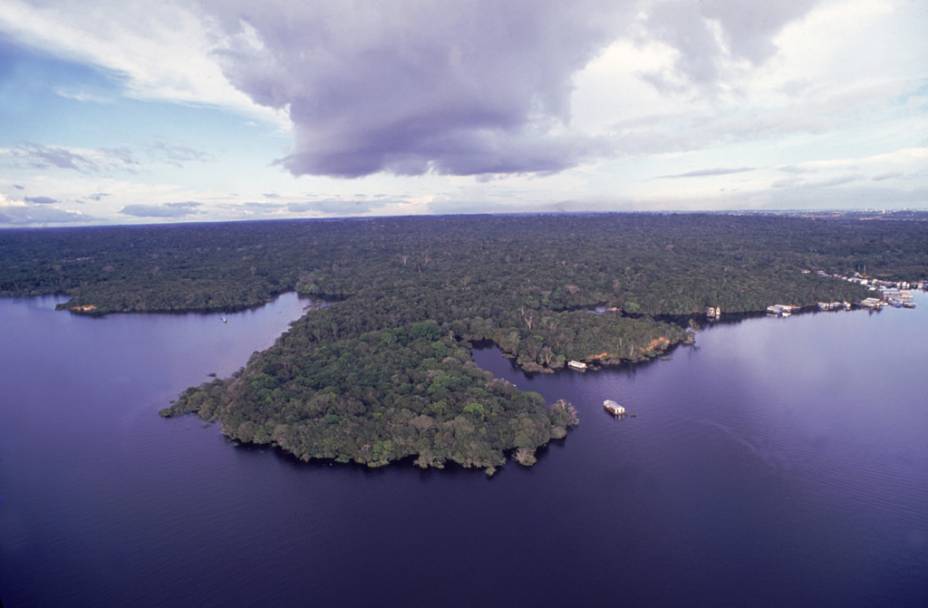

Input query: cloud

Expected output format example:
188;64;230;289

287;199;390;214
762;183;928;209
872;172;902;182
0;0;286;126
101;146;138;167
779;164;818;175
240;201;284;212
1;143;139;173
23;195;58;204
657;167;755;179
1;141;214;174
1;0;892;185
88;192;109;201
809;175;860;188
0;202;87;225
147;142;212;167
205;1;631;178
120;201;202;217
640;0;821;91
4;143;95;171
779;147;928;179
1;1;924;219
54;86;112;103
13;184;24;190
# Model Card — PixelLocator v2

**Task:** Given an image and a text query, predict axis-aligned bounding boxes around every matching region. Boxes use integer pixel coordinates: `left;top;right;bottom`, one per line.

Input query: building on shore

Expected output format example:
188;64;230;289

767;304;798;317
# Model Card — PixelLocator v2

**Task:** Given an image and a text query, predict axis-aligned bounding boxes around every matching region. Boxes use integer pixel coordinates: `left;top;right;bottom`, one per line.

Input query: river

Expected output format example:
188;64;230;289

1;292;926;607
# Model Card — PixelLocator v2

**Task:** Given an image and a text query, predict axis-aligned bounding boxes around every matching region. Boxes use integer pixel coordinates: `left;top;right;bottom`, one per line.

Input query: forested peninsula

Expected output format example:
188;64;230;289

2;213;926;473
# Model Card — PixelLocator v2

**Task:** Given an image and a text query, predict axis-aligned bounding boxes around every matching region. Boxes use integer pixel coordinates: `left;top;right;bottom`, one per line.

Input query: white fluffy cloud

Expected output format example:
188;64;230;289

0;0;287;126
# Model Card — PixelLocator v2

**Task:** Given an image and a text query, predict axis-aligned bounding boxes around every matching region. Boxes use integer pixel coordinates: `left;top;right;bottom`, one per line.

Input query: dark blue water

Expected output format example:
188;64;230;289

1;293;926;607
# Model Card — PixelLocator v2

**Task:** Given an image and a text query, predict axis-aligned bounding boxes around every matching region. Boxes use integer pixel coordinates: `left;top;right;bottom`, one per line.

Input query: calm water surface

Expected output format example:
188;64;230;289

1;292;926;607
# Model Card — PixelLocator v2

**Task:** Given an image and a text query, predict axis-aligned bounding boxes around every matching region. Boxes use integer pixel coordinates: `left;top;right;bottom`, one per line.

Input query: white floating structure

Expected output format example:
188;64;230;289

567;360;588;371
603;400;626;417
766;304;798;317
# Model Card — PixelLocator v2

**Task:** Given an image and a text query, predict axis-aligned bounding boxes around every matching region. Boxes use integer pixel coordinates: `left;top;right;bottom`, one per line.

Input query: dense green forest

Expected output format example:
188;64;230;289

2;213;926;473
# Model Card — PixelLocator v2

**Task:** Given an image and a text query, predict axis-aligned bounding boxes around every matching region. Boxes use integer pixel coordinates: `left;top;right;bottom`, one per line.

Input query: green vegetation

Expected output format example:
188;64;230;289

2;213;926;473
162;320;579;473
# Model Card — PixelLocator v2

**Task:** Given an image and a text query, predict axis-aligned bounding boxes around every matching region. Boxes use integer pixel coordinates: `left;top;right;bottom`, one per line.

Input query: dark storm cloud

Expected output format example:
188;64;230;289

200;1;821;179
24;195;58;204
203;0;632;178
657;167;755;179
120;201;202;218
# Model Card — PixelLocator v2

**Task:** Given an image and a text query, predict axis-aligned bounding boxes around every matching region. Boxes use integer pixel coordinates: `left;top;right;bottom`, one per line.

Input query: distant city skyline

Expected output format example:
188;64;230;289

1;0;926;226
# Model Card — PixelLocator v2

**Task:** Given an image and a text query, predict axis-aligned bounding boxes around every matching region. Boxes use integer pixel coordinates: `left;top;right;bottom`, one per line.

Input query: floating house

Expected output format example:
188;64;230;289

860;297;883;309
603;400;626;417
767;304;797;317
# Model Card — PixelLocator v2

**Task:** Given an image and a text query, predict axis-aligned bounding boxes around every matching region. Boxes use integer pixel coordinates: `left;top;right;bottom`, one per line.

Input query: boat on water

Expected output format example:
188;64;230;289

567;360;588;371
220;316;228;324
603;400;626;417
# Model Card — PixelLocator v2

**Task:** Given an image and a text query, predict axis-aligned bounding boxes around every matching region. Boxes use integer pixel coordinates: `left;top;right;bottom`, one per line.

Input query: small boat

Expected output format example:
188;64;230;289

220;316;228;324
567;360;588;371
603;400;626;417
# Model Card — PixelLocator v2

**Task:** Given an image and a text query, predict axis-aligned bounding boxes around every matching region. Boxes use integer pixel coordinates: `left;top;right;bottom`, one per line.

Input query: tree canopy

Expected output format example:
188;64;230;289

3;213;925;473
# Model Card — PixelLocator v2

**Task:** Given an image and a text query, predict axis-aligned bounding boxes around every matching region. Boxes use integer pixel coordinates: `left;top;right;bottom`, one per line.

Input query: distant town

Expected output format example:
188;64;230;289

812;270;921;311
706;271;923;321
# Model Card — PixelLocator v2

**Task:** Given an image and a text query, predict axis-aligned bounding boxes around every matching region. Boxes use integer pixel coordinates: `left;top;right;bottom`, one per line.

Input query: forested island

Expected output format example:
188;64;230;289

2;213;926;473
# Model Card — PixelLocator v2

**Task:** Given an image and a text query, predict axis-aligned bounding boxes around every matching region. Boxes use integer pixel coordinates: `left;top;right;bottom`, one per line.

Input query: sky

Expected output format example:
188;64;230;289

0;0;926;226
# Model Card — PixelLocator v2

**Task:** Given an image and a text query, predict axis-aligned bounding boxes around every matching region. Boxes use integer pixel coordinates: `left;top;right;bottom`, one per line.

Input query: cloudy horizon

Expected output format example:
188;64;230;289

1;0;926;226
